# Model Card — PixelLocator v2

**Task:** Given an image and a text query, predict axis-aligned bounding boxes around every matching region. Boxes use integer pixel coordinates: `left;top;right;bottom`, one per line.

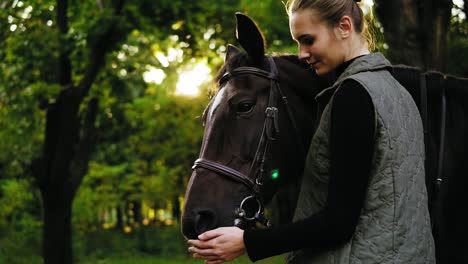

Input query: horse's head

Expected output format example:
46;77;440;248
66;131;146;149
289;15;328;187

181;13;323;239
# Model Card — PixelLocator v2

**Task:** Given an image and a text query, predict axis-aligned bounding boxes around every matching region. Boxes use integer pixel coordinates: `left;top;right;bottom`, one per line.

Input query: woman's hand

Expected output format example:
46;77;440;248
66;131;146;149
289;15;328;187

188;226;245;264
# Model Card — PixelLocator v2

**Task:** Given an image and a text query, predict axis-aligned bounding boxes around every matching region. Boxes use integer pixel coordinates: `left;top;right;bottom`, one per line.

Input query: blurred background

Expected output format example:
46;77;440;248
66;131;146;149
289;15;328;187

0;0;467;263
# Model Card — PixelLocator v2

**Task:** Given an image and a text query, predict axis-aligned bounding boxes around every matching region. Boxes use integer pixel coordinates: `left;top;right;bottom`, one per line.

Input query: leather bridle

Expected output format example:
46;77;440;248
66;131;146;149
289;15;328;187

192;56;302;229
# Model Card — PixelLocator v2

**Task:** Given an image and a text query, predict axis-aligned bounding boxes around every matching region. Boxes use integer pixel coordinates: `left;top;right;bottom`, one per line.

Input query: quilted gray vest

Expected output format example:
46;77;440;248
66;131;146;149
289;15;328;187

287;53;435;264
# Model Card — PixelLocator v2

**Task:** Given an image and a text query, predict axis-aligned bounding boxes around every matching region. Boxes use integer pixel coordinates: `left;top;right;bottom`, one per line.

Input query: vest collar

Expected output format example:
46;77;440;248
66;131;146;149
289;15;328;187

315;52;392;101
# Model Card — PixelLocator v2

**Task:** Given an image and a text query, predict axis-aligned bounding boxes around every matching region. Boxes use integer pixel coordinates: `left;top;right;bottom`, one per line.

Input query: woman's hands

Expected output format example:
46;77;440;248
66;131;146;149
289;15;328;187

188;227;246;264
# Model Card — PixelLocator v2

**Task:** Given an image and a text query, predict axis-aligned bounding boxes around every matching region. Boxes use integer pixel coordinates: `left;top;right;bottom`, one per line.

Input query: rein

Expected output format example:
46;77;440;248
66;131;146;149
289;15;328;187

192;56;302;229
420;73;447;226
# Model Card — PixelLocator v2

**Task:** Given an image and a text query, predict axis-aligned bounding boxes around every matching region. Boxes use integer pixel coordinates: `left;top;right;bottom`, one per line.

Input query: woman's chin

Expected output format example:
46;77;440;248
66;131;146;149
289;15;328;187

314;64;334;76
314;67;327;76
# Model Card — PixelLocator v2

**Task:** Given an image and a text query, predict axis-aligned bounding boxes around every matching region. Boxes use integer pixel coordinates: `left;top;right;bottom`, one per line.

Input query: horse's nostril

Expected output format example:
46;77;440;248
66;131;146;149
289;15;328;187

194;209;217;235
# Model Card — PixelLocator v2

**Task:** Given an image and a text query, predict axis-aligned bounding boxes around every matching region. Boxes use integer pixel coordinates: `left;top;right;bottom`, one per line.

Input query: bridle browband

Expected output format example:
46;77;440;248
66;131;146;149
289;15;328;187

192;56;303;229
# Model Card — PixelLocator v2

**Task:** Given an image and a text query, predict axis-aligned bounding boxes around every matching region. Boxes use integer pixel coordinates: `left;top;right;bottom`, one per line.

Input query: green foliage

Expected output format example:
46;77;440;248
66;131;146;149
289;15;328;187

137;225;187;256
446;18;468;77
73;227;139;261
1;0;221;261
239;0;295;53
74;93;206;228
73;224;284;264
73;225;188;261
0;179;35;224
0;179;42;264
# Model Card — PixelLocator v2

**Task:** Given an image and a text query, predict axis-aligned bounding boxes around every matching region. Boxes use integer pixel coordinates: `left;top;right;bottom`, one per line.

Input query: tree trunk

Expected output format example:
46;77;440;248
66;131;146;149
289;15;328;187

132;200;142;225
116;206;123;229
35;89;98;264
36;90;79;264
462;0;468;25
172;196;181;222
42;189;74;264
374;0;453;71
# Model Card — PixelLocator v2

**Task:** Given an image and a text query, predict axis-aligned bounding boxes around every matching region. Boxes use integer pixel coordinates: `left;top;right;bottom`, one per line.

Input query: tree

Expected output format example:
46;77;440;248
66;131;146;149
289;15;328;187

446;1;468;76
34;1;128;263
2;1;240;263
374;0;453;71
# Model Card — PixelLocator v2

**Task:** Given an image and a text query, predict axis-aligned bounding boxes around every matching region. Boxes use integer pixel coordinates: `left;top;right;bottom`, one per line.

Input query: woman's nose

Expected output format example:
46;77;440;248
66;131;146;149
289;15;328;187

298;46;310;60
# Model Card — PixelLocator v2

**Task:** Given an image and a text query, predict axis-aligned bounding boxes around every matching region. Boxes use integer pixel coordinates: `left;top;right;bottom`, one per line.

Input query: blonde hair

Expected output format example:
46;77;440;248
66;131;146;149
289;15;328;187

286;0;376;51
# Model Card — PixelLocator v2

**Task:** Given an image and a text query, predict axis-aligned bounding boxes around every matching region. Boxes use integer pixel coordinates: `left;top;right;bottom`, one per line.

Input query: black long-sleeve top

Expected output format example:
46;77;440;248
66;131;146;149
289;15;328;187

243;57;376;261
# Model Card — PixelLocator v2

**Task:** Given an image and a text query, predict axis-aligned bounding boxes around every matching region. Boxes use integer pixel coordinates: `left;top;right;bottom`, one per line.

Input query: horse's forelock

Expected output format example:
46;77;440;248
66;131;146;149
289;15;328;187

214;52;250;85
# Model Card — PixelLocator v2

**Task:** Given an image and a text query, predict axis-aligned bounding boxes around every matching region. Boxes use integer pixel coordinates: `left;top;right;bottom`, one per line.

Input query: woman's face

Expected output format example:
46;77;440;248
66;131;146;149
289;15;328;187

289;9;346;75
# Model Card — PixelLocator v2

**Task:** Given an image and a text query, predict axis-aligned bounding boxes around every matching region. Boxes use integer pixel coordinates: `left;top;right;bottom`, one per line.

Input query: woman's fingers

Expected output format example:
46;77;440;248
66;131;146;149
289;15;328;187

188;246;215;256
198;228;224;240
191;252;219;260
188;239;213;249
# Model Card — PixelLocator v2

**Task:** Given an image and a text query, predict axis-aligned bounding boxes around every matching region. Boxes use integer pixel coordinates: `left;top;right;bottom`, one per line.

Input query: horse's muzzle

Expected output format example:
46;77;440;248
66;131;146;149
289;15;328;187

181;209;217;239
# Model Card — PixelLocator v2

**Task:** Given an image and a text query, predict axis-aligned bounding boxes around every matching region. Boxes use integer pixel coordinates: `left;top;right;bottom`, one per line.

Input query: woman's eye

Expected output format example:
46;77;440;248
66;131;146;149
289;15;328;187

236;101;255;113
301;36;315;45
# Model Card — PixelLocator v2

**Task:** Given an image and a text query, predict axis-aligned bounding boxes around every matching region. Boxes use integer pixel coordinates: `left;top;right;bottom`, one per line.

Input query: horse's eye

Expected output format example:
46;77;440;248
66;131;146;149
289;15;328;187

237;101;255;114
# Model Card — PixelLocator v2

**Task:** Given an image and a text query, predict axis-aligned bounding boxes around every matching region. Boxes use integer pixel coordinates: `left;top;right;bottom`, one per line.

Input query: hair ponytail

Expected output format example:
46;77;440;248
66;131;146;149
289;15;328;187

360;6;376;51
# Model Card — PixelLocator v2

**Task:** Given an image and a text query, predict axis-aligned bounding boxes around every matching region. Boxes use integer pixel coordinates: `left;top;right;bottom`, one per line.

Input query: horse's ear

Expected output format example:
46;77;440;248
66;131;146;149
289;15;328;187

225;44;241;62
235;13;266;64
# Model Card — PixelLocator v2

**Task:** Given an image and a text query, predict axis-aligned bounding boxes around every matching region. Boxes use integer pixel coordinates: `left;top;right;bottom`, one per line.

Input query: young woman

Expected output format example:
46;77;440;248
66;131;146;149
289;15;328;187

188;0;436;263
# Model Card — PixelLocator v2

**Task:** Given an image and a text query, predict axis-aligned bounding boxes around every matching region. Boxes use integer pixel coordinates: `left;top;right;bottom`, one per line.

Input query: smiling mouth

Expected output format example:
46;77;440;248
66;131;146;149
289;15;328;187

310;60;320;67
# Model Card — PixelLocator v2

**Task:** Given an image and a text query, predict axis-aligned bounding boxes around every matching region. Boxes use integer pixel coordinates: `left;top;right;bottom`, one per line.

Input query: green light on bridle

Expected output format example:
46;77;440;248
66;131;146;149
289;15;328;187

271;169;280;180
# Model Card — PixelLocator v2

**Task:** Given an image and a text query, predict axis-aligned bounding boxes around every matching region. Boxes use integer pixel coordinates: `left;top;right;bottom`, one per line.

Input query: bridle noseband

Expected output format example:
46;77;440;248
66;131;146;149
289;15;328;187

192;56;302;229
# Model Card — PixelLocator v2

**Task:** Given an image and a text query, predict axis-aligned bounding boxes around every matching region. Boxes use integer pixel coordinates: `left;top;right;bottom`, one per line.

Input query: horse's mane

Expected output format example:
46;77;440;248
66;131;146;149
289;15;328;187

279;54;310;68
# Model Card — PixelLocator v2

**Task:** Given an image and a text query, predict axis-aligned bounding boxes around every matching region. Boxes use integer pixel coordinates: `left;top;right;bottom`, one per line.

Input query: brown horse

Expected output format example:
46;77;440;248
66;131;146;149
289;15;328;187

181;13;326;239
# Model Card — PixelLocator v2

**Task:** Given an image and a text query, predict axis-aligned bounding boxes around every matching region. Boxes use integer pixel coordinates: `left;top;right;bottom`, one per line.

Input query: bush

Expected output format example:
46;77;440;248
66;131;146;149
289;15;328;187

0;179;42;264
137;224;187;257
74;228;138;261
73;223;189;262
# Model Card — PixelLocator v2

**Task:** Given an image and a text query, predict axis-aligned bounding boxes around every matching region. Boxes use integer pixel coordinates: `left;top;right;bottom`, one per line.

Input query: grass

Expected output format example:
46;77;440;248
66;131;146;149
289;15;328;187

0;254;285;264
0;224;287;264
79;255;285;264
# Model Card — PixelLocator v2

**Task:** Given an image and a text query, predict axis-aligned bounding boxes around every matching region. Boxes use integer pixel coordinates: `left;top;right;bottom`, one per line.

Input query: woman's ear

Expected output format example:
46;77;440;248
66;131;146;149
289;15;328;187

337;15;353;39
